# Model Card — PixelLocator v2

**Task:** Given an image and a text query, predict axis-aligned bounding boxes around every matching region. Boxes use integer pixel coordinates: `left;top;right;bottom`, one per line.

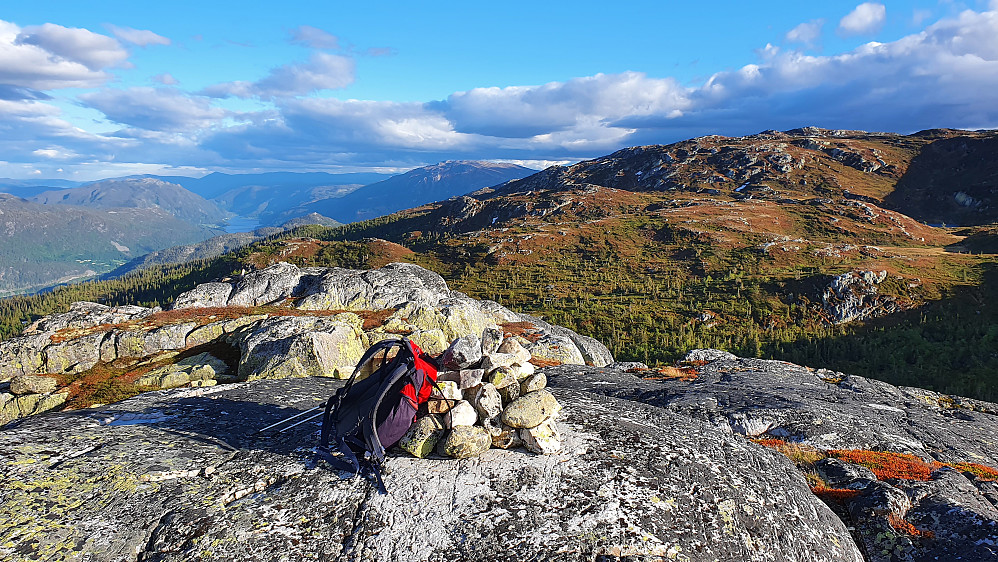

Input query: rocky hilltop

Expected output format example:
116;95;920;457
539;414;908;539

2;263;998;561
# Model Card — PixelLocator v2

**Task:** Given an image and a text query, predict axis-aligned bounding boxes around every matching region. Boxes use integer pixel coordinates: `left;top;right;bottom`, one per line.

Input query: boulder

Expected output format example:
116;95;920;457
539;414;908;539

485;365;518;390
527;334;586;365
480;326;503;355
228;262;304;306
436;369;484;390
171;282;233;309
520;419;562;454
238;316;363;381
0;333;50;381
470;383;502;421
22;301;153;334
443;400;478;428
520;373;547;394
497;338;531;364
398;415;446;458
481;353;517;373
9;374;58;395
436;425;491;459
491;422;524;449
43;333;106;373
1;390;67;424
440;334;482;370
502;389;561;429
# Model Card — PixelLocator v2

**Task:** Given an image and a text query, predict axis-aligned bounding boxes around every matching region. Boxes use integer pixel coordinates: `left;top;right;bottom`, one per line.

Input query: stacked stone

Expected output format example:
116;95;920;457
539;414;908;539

398;329;563;459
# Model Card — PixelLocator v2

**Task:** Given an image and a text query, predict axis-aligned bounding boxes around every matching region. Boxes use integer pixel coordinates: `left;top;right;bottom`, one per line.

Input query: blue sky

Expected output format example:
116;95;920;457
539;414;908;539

1;0;996;180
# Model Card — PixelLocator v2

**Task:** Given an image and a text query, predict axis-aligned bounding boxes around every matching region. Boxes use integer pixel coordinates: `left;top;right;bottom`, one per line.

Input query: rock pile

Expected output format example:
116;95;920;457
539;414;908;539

399;332;563;459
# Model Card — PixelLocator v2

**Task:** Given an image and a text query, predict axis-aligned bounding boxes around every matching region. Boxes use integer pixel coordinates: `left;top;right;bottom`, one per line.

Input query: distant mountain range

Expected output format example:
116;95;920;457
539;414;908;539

29;178;227;226
298;161;535;223
0;160;538;296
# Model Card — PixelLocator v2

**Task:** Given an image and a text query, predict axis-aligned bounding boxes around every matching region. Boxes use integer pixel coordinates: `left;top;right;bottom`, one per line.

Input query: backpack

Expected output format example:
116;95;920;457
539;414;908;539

315;337;440;493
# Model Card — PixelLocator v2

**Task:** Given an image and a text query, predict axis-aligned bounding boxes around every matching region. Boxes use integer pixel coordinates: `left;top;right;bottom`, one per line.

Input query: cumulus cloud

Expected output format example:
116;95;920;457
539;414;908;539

289;25;339;49
16;22;128;70
202;52;355;99
79;87;227;131
785;19;824;47
438;72;690;138
839;2;887;36
105;24;170;47
0;20;123;89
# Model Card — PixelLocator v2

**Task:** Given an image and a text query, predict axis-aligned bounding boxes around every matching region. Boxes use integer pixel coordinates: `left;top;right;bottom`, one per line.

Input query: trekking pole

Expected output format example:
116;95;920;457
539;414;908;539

255;405;324;434
270;411;324;434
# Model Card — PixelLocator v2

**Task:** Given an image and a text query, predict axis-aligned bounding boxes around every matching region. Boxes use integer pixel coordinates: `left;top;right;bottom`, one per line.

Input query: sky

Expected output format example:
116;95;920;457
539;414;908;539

1;0;997;180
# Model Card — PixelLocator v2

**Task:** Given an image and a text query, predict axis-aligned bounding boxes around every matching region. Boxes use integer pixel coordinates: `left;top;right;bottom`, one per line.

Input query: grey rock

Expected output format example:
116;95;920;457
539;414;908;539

815;457;877;488
238;316;363;381
398;415;446;458
502;389;561;429
497;378;520;404
682;348;737;363
22;301;153;334
436;425;491;459
497;337;531;363
822;269;905;324
520;419;562;454
481;353;517;373
607;361;649;371
0;377;863;561
527;334;586;365
470;383;502;421
228;262;304;306
443;400;477;428
548;356;998;562
0;333;50;381
9;374;58;395
520;373;547;394
440;335;482;370
436;369;484;390
171;282;233;309
480;325;503;355
490;422;524;449
43;333;106;373
485;365;518;389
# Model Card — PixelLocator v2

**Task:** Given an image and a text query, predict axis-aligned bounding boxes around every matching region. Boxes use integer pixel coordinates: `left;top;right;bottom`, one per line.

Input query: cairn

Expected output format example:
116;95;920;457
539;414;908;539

398;328;562;459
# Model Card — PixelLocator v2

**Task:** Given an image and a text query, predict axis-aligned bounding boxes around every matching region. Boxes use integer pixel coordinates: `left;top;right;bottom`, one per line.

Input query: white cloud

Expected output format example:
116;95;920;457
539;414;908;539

152;73;178;85
105;24;170;47
202;52;355;99
439;72;690;139
16;22;128;70
0;20;119;89
79;87;227;131
289;25;339;49
785;19;825;47
839;2;887;36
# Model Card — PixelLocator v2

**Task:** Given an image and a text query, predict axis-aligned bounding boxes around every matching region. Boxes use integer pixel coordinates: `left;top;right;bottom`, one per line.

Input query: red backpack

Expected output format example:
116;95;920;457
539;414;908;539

315;338;440;492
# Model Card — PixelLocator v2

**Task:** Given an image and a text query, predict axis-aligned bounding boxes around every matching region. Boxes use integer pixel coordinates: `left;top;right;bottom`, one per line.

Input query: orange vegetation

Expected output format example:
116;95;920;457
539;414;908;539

641;366;699;381
888;514;935;539
828;450;946;481
528;357;563;368
949;462;998;481
811;485;862;504
501;321;543;343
